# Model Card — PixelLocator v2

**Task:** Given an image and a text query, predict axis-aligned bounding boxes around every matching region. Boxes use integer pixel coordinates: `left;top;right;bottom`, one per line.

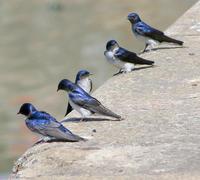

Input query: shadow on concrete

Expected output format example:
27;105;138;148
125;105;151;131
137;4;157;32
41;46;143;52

113;65;156;76
33;138;86;146
61;117;121;123
133;65;156;71
139;46;188;54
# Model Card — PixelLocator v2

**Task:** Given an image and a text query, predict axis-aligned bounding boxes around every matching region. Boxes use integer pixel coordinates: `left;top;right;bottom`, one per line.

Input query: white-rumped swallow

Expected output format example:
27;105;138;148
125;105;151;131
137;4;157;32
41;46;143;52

104;40;154;73
18;103;85;142
57;79;121;120
65;70;93;116
128;13;183;52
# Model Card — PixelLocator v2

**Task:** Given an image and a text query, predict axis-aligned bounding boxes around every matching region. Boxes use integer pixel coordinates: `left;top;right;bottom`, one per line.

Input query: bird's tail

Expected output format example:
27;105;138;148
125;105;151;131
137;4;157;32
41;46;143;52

161;35;183;45
74;135;87;142
61;126;87;142
69;134;87;142
98;105;121;119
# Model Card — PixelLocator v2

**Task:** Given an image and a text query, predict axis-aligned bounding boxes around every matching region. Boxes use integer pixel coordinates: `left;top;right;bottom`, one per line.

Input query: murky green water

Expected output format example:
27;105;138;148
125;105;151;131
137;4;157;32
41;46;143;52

0;0;197;175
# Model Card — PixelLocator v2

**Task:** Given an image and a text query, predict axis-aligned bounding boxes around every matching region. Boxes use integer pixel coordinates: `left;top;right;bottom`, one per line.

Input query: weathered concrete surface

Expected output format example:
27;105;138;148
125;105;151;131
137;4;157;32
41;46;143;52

11;1;200;179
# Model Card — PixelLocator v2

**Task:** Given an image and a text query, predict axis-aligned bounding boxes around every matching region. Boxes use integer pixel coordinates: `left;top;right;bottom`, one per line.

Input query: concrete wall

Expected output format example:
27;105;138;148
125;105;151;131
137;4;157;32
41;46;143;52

11;1;200;179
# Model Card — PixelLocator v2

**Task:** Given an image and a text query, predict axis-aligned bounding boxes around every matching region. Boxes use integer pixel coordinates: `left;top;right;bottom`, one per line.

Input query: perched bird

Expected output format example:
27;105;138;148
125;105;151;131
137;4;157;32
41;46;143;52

65;70;93;116
57;79;121;120
17;103;85;142
127;13;184;52
104;40;154;73
76;70;93;93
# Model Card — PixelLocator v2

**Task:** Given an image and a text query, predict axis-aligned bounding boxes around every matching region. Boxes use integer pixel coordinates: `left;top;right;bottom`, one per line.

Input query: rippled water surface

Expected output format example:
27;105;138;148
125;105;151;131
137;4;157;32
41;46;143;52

0;0;197;174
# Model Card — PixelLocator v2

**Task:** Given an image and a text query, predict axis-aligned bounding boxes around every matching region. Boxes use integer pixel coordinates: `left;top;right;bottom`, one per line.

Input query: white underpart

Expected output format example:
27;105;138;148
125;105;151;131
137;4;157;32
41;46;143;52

42;136;52;142
69;99;92;117
146;39;158;49
133;30;158;50
77;77;91;93
123;63;134;72
105;47;134;73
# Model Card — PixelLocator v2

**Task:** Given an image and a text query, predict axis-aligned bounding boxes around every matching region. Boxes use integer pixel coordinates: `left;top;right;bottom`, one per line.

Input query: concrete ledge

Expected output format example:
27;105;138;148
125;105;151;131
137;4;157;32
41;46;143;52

11;1;200;179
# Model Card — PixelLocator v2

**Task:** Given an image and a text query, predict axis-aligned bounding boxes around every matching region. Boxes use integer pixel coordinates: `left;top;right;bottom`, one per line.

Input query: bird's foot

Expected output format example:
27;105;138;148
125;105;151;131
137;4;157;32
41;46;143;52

138;43;151;54
118;117;125;121
33;139;46;146
113;69;123;76
139;49;151;55
80;118;85;122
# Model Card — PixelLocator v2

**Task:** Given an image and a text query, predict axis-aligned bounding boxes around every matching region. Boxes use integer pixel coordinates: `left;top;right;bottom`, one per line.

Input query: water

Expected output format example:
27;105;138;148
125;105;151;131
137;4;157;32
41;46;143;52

0;0;197;175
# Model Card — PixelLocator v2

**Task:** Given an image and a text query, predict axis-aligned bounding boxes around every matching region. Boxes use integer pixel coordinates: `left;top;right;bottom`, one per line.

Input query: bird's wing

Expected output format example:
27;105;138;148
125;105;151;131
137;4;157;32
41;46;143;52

69;92;101;110
26;118;59;136
42;121;83;141
114;48;154;65
114;48;137;62
87;103;121;119
135;22;164;40
33;111;57;122
28;118;83;141
69;93;121;119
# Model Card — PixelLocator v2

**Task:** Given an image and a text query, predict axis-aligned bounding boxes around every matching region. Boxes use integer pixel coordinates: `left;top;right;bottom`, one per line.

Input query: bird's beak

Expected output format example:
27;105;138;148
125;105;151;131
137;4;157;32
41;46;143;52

127;16;131;21
89;73;93;76
17;112;20;115
57;88;60;92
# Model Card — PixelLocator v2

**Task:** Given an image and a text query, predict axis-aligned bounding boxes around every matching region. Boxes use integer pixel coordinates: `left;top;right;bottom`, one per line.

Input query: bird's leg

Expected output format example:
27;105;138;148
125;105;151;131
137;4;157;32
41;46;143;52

113;69;123;76
80;116;85;122
131;64;135;72
33;138;46;146
146;40;157;52
141;43;149;53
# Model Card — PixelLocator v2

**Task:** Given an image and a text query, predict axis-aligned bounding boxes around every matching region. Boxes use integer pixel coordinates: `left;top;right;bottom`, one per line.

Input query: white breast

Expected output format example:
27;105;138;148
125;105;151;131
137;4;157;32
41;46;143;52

105;50;134;72
105;50;125;69
77;78;91;93
105;51;114;60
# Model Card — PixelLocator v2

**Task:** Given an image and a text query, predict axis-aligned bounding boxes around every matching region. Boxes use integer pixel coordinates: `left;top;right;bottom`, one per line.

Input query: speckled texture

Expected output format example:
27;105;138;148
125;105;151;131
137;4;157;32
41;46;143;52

11;1;200;179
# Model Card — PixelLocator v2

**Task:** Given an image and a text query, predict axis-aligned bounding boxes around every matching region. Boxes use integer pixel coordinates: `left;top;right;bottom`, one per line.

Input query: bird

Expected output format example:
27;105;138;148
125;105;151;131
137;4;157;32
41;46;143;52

17;103;85;142
65;70;93;116
104;40;154;73
127;13;184;52
57;79;121;120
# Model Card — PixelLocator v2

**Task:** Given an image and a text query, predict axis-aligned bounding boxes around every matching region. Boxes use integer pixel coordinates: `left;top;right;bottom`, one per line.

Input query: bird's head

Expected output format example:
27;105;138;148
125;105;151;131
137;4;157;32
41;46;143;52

57;79;76;92
106;40;119;51
127;13;141;24
76;70;92;82
17;103;37;117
